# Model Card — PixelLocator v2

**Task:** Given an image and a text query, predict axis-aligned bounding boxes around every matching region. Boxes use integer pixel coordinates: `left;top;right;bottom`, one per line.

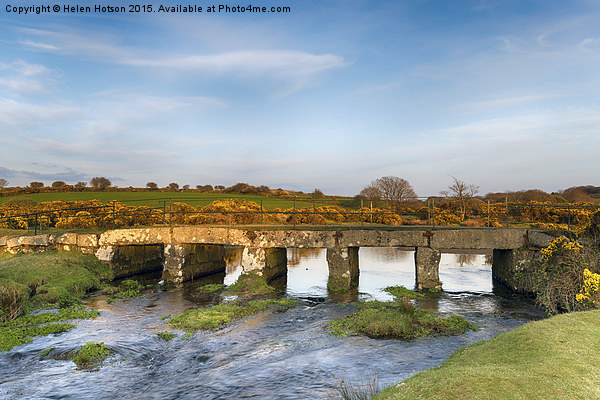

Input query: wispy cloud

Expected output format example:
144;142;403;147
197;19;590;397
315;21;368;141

0;166;89;183
16;27;347;97
0;60;60;95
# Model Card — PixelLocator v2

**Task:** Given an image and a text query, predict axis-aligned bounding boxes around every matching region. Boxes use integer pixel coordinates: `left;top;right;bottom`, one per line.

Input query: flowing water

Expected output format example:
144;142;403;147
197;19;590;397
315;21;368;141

0;248;543;399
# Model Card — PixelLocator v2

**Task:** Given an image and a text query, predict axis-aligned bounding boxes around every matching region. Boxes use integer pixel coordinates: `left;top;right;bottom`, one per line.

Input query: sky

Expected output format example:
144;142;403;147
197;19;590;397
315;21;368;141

0;0;599;197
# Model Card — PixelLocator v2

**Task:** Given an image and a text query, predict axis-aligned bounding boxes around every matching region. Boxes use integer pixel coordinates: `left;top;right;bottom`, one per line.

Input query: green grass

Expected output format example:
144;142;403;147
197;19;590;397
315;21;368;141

327;300;477;340
196;283;226;294
223;273;275;297
383;286;425;299
327;286;473;340
0;306;99;351
0;191;324;210
0;251;114;304
104;279;144;303
374;310;600;400
167;298;297;331
157;331;175;341
71;341;111;369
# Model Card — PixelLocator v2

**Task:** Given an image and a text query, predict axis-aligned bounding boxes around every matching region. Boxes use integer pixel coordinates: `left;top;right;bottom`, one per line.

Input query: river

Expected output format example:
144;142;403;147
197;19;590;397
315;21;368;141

0;247;542;399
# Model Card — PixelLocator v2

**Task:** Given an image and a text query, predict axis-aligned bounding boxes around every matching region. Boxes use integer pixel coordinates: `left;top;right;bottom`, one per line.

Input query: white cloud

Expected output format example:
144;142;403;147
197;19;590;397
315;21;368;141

16;27;347;97
0;60;60;95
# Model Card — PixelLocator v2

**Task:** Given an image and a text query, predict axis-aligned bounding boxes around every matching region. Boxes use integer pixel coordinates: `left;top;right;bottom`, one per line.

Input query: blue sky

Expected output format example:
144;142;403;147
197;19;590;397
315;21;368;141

1;0;599;196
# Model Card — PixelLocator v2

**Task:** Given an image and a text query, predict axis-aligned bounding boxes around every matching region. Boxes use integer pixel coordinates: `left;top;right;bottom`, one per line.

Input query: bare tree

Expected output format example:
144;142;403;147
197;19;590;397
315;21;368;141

168;182;179;191
182;184;190;190
0;178;7;188
90;177;112;190
146;182;158;190
366;176;416;205
75;181;87;188
440;176;479;220
359;185;383;201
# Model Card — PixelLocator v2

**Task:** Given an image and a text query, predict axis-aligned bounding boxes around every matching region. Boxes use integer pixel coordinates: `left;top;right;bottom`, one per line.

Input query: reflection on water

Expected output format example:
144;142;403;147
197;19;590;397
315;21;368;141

0;246;543;400
223;246;243;285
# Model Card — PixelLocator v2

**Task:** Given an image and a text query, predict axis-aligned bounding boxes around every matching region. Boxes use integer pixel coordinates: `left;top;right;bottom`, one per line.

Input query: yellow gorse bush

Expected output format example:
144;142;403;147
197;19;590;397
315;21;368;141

576;268;600;305
540;236;583;260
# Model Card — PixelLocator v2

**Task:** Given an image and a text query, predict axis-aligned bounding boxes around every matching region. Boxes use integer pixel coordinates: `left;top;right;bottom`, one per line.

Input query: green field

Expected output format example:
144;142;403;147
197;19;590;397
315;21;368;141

0;191;347;210
374;310;600;400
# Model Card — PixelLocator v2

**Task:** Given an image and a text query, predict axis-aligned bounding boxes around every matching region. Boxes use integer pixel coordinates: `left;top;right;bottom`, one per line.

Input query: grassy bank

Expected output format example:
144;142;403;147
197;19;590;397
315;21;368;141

0;251;114;306
327;287;476;340
374;311;600;400
0;251;112;350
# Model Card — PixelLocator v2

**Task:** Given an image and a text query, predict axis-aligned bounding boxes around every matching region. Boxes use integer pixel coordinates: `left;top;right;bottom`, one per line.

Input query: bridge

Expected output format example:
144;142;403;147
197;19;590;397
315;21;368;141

0;227;555;292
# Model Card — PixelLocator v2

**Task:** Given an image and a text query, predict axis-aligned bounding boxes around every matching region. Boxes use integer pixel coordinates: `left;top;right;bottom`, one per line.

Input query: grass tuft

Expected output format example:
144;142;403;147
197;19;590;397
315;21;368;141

167;298;297;332
328;375;381;400
72;342;111;370
328;300;477;340
223;273;274;297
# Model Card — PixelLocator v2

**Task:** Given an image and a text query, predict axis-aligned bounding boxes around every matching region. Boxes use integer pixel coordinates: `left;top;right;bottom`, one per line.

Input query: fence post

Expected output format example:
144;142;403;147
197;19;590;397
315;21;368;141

112;201;115;230
228;199;232;227
568;204;571;231
432;198;436;229
169;198;172;227
293;199;296;230
487;200;490;228
361;199;364;228
505;197;509;228
428;200;431;226
370;201;373;224
261;200;263;225
35;212;38;235
162;201;166;225
313;201;316;225
210;201;213;225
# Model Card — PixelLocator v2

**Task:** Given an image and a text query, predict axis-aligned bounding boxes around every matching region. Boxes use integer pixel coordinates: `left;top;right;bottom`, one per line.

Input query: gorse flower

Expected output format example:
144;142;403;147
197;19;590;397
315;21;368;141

540;236;583;260
576;269;600;305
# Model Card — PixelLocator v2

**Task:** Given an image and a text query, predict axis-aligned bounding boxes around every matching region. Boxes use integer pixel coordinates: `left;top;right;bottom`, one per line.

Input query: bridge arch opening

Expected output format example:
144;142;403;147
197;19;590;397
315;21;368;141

358;247;416;299
437;250;493;293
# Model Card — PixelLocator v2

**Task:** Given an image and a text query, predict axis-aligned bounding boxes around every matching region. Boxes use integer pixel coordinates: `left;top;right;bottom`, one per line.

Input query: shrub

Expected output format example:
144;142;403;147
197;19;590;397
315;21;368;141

0;279;31;322
531;235;600;314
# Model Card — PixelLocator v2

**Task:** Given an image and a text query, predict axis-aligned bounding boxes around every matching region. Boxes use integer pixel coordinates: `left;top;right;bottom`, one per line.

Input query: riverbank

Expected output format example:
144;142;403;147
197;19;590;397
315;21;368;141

0;251;113;350
374;310;600;400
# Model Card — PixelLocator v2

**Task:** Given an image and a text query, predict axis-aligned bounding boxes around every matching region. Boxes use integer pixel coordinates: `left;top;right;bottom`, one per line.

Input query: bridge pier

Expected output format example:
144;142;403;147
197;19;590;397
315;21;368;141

492;248;538;293
414;247;442;290
95;244;164;279
241;247;287;281
162;244;226;283
326;246;359;292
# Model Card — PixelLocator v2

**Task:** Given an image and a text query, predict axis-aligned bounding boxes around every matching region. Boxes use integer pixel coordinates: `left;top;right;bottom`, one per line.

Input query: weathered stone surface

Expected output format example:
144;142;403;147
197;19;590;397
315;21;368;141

430;228;527;250
5;234;56;253
326;246;359;291
77;234;99;249
241;247;287;281
56;233;78;245
414;247;442;290
0;236;8;247
163;244;225;283
492;248;540;293
527;230;554;248
98;228;171;246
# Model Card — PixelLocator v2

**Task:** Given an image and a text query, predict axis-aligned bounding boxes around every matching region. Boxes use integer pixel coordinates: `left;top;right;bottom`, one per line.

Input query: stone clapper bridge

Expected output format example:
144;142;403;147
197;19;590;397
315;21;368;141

0;227;556;292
